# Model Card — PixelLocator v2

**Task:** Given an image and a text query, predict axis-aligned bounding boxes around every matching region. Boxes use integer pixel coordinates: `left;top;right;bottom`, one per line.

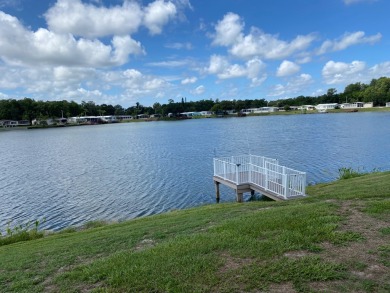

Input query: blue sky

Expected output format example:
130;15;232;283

0;0;389;107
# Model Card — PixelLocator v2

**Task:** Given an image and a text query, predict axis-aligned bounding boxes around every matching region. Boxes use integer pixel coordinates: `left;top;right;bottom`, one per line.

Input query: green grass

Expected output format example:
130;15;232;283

1;172;390;292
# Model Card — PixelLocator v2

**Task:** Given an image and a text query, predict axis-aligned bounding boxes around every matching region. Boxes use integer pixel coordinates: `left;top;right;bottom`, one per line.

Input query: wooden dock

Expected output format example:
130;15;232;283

213;155;306;202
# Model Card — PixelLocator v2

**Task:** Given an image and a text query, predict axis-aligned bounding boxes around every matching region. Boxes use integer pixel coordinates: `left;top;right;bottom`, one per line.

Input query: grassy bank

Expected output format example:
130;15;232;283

1;173;389;292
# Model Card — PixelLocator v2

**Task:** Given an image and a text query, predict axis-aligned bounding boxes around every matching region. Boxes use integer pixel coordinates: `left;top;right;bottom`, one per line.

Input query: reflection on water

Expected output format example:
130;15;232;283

1;112;390;231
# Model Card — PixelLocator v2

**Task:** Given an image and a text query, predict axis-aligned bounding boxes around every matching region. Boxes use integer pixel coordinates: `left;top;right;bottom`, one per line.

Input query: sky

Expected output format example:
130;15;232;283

0;0;389;107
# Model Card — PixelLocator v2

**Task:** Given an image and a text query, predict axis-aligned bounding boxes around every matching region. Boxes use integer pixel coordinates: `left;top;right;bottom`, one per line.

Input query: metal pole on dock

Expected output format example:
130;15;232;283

214;181;220;203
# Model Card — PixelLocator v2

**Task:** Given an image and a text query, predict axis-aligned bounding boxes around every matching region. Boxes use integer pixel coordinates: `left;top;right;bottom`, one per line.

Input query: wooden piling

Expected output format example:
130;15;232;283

214;181;220;203
236;191;243;203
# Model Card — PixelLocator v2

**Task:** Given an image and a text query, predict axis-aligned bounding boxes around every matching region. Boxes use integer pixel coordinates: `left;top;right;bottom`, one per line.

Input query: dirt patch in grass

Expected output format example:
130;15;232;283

283;251;315;259
309;200;390;291
42;254;105;292
265;282;296;293
219;252;253;274
134;238;155;251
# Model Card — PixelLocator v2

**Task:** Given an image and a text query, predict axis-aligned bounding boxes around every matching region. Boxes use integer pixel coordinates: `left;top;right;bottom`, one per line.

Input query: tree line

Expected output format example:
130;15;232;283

1;77;390;122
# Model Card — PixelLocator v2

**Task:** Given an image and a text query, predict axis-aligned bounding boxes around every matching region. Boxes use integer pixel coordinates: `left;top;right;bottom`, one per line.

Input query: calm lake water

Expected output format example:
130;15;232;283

1;112;390;231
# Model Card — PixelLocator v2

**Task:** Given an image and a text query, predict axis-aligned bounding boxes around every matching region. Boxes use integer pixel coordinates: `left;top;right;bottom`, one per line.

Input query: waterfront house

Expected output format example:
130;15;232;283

100;115;118;123
340;102;364;109
386;102;390;107
242;107;279;114
316;103;339;111
137;114;149;119
298;105;316;111
200;111;213;116
0;120;18;127
340;102;373;109
116;115;133;121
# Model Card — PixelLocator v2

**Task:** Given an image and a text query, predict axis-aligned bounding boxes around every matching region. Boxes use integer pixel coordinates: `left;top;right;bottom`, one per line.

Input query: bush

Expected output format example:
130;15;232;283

0;219;45;246
337;167;364;180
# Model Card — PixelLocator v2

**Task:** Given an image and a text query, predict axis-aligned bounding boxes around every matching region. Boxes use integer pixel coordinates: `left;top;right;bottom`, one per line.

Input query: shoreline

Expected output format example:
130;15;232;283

2;107;390;131
1;171;389;292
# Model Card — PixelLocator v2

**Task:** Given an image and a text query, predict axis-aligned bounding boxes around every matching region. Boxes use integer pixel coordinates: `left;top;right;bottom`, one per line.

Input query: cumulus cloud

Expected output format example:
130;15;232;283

231;29;315;60
269;74;313;97
45;0;143;38
192;85;205;95
322;60;366;84
317;31;381;54
0;11;144;67
181;77;197;84
206;55;266;86
276;60;300;77
369;61;390;76
143;0;177;35
45;0;177;38
322;60;390;85
212;12;243;46
212;13;316;60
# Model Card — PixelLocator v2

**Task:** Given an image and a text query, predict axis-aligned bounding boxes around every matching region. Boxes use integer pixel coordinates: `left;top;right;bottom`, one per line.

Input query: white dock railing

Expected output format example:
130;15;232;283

213;155;306;199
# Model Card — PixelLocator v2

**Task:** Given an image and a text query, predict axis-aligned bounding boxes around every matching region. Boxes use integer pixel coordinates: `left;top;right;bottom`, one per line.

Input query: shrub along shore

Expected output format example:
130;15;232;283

0;171;389;292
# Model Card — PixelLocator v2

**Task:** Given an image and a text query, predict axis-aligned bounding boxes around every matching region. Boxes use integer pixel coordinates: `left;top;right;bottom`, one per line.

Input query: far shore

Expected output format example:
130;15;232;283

1;106;390;131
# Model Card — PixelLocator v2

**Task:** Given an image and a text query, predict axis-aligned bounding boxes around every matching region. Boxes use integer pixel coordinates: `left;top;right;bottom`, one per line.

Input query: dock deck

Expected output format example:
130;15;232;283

213;155;306;202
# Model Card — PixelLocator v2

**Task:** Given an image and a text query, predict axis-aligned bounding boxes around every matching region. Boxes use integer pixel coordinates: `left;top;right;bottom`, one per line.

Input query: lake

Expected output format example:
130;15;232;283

1;112;390;231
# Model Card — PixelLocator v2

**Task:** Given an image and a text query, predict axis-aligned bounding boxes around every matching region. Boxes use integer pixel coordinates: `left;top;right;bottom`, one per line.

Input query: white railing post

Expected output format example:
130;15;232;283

265;162;269;190
248;163;252;183
285;173;290;199
282;166;288;199
236;164;239;184
223;162;226;180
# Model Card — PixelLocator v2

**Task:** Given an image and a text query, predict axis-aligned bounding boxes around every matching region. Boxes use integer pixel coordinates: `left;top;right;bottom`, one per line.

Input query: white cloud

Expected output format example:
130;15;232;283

369;61;390;76
192;85;205;95
0;0;20;8
147;59;193;68
181;77;197;84
45;0;178;38
206;55;267;86
231;29;316;60
343;0;377;5
205;55;267;86
269;74;313;97
212;13;316;60
143;0;177;35
45;0;144;38
0;92;8;98
0;11;144;67
322;60;366;84
165;42;193;50
212;12;243;46
317;31;381;54
276;60;300;77
323;60;390;85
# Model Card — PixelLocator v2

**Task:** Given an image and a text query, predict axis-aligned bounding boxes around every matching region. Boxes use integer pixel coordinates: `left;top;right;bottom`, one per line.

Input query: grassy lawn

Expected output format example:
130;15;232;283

1;173;389;292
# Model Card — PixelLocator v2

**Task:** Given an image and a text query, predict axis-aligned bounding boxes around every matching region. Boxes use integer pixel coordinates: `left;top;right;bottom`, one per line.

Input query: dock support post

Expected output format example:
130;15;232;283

250;190;255;200
215;181;220;203
236;191;243;203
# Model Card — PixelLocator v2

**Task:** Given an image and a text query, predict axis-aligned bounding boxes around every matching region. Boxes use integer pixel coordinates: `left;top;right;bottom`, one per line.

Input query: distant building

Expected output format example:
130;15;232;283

340;102;373;109
116;115;133;121
316;103;339;110
200;111;213;116
242;107;279;114
298;105;316;111
386;102;390;108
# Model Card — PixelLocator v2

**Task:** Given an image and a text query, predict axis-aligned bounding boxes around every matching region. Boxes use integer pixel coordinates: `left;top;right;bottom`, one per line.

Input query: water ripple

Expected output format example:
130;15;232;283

1;113;390;231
